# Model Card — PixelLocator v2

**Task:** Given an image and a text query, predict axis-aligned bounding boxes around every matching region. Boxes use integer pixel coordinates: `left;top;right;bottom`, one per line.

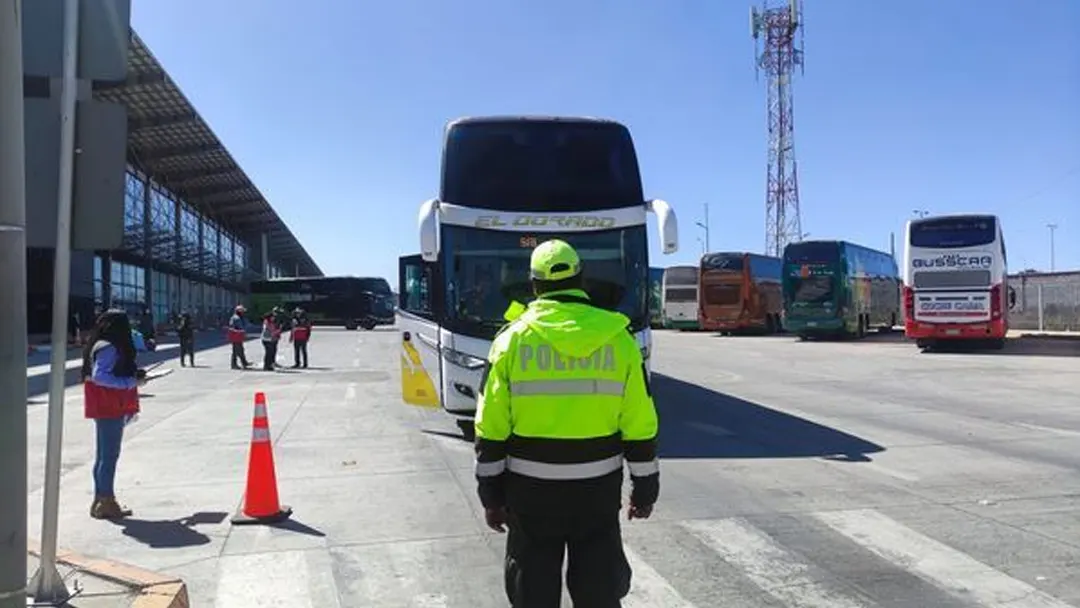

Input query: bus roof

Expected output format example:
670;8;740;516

784;239;893;258
447;115;624;129
907;213;998;227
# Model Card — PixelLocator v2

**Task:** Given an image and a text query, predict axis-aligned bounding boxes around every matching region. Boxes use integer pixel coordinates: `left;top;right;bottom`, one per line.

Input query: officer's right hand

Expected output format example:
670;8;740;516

485;507;508;533
628;503;653;520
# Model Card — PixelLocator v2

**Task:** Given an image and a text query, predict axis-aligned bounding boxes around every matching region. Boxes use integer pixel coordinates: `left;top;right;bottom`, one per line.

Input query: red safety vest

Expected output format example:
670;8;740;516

84;380;140;420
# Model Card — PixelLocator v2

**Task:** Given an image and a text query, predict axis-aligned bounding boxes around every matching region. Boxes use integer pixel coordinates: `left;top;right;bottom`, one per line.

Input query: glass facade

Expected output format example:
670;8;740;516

100;167;264;328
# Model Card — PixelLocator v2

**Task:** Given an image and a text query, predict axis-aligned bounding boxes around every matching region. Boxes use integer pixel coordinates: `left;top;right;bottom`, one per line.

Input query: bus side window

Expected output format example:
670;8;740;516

400;256;433;318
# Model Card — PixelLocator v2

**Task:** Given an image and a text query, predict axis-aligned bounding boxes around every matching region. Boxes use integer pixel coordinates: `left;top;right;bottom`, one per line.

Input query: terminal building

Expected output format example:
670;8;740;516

25;30;320;335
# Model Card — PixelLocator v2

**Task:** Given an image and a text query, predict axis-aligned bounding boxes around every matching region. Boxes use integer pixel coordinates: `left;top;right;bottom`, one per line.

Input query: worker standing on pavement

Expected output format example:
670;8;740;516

474;239;660;608
81;310;140;520
177;311;195;367
290;307;312;368
228;304;251;370
260;310;283;371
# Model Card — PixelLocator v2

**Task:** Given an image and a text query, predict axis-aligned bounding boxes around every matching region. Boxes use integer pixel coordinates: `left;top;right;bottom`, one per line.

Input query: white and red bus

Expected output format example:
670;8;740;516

902;213;1016;350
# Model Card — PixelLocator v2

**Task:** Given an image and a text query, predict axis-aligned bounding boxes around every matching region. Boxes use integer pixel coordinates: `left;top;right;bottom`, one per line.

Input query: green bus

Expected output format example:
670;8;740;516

648;266;664;328
249;276;395;330
782;240;900;339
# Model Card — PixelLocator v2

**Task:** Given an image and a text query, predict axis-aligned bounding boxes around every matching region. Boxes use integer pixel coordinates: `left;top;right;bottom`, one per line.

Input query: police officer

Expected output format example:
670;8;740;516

474;239;660;608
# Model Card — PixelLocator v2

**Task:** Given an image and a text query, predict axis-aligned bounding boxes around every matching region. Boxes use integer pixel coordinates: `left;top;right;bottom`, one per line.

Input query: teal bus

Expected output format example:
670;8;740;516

648;267;664;328
782;240;900;339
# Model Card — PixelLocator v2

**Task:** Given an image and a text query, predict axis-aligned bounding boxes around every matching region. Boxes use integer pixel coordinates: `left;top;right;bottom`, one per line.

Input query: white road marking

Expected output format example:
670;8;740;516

352;358;360;367
215;550;314;608
413;592;449;607
830;458;919;483
345;382;357;401
27;344;179;377
681;518;873;608
622;545;697;608
1014;421;1080;437
815;509;1077;608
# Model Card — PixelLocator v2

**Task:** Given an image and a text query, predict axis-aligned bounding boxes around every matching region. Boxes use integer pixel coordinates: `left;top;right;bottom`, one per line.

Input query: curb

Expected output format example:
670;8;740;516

27;539;189;608
1017;333;1080;342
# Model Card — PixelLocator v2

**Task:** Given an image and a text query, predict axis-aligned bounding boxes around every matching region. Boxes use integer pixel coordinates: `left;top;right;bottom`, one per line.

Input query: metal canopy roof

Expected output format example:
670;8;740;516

92;31;322;277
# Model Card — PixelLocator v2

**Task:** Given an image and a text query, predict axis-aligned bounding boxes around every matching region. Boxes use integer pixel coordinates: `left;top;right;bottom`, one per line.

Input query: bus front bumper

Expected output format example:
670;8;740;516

905;319;1004;340
785;317;845;334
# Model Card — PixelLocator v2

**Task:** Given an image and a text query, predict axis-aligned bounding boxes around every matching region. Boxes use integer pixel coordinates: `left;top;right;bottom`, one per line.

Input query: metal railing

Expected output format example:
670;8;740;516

1011;277;1080;332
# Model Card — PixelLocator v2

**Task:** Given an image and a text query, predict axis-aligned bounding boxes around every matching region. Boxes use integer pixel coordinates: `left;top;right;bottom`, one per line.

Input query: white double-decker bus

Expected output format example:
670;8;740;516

661;265;700;330
902;213;1015;350
397;116;678;439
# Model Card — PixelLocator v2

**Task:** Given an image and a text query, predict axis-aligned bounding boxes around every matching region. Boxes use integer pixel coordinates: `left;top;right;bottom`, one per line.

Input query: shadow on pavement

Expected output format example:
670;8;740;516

109;511;228;549
270;519;326;537
26;333;247;400
920;339;1080;358
422;428;472;443
652;373;884;461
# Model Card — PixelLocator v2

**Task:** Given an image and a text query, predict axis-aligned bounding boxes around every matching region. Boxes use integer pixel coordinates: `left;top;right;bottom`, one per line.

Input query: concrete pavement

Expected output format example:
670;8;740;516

26;326;1080;606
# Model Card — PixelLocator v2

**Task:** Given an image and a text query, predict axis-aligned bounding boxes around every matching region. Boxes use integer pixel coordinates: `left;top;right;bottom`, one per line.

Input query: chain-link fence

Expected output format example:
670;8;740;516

1010;272;1080;332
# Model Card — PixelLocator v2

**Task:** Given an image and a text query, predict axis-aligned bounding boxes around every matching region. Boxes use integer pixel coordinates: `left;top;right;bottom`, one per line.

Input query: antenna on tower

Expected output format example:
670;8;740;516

751;0;805;258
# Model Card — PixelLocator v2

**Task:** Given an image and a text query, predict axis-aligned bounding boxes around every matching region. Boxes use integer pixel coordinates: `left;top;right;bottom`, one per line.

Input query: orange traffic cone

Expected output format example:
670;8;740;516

231;392;292;525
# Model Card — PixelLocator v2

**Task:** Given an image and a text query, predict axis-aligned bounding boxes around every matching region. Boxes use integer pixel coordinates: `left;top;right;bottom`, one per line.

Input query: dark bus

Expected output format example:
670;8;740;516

249;276;394;330
782;240;900;340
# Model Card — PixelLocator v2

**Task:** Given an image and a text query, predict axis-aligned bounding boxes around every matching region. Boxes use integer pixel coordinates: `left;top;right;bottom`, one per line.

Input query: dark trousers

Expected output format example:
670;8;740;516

231;342;249;369
505;509;631;608
293;340;308;368
262;340;278;370
93;418;125;497
179;336;195;366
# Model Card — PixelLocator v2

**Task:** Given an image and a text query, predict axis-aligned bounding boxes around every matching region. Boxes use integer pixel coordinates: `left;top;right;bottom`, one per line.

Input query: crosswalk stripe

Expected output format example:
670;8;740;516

815;509;1077;608
680;518;874;608
622;545;698;608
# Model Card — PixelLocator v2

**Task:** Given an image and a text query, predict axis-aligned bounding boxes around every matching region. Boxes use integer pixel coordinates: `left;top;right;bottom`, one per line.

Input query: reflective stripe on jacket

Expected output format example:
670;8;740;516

474;289;659;514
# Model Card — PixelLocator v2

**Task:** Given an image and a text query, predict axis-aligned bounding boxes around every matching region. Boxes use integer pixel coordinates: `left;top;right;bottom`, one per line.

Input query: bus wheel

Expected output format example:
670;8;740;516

916;338;931;350
361;319;376;330
457;419;476;442
345;322;358;331
988;338;1006;350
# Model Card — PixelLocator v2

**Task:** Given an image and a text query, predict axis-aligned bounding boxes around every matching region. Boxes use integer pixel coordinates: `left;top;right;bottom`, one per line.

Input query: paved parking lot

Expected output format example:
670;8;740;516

27;327;1080;606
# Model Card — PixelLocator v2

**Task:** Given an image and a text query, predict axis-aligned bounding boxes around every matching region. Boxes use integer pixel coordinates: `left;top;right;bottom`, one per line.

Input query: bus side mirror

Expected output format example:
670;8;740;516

1008;287;1017;310
646;199;679;254
419;199;440;262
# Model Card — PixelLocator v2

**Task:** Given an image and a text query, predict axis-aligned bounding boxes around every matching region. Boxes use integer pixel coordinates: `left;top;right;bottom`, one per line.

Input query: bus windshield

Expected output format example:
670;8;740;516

664;266;698;286
441;225;648;337
788;275;835;305
910;216;996;249
441;119;644;211
701;253;744;272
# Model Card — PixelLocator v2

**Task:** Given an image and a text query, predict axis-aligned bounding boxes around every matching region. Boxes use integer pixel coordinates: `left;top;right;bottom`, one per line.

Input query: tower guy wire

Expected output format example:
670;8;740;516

751;0;804;257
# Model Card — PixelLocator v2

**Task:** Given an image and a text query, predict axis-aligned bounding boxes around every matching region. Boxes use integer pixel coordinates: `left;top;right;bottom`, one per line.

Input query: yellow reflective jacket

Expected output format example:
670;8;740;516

474;289;659;514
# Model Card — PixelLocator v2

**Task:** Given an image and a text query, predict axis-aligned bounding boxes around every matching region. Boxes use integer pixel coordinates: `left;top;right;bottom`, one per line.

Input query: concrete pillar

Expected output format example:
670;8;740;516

261;232;269;278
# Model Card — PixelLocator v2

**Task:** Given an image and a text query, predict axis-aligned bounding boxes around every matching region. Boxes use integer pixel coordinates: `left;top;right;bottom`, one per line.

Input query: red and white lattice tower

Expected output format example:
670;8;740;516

751;0;804;257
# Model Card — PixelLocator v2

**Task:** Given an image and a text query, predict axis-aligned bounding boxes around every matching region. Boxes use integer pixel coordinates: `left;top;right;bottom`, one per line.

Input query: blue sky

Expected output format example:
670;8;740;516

132;0;1080;283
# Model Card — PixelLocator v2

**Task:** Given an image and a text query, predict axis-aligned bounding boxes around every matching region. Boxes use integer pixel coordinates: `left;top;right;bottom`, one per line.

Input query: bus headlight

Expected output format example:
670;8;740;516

442;346;486;370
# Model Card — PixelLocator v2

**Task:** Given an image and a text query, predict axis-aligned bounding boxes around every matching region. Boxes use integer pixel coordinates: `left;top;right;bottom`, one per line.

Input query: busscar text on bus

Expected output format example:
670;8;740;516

902;213;1017;350
395;116;678;440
